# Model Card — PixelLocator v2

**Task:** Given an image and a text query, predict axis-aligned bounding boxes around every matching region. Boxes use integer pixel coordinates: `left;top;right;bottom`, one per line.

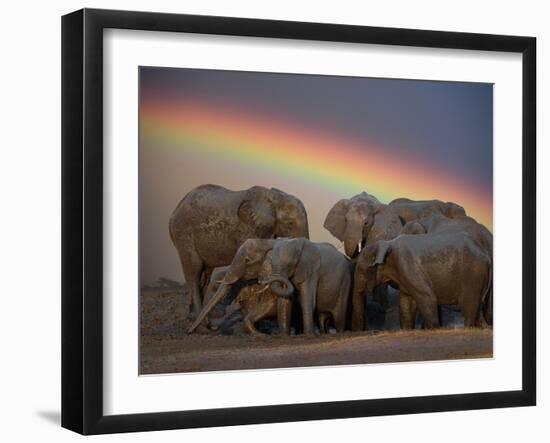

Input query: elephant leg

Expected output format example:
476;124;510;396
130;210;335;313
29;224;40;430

243;300;276;336
277;297;292;336
415;294;440;329
399;293;416;330
186;274;203;318
299;281;317;336
410;298;418;329
184;267;204;319
333;273;351;333
242;315;262;335
200;267;213;301
419;305;443;329
483;287;493;326
476;308;489;328
242;314;260;335
351;271;366;331
318;312;329;334
462;301;482;328
351;289;365;332
332;309;345;333
175;239;204;318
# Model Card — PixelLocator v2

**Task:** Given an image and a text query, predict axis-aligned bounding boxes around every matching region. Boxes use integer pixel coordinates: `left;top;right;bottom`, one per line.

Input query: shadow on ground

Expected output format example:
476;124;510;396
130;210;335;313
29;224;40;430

36;410;60;426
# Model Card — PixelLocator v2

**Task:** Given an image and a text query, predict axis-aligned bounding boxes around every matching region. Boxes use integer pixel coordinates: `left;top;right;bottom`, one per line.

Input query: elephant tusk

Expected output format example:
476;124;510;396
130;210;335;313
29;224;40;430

259;275;289;286
257;284;270;294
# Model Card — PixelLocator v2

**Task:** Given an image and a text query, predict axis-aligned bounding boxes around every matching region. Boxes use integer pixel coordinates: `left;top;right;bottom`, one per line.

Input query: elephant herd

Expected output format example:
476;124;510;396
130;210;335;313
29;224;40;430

168;184;492;336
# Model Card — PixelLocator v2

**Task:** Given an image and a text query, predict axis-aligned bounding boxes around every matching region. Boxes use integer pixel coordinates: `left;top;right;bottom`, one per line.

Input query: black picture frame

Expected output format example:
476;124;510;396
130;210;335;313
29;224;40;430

62;8;536;435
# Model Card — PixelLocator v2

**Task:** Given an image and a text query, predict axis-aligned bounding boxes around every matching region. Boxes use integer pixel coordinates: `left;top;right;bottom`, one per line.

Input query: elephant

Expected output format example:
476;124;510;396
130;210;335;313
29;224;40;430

323;192;404;321
201;255;282;336
400;213;493;324
187;238;293;334
388;198;466;223
401;213;492;257
353;232;492;330
169;184;309;317
265;238;352;335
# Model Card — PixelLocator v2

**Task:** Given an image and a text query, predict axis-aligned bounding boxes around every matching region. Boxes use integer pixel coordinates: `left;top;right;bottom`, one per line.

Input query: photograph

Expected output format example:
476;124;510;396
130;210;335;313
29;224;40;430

138;66;494;375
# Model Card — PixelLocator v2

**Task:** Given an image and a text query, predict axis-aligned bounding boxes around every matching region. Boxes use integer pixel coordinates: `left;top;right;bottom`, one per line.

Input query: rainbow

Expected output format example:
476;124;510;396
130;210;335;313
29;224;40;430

140;99;493;230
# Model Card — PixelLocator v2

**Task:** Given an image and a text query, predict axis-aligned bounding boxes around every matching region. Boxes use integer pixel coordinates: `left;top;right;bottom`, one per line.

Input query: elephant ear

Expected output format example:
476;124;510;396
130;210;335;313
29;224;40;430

238;188;276;234
445;202;466;218
323;199;350;241
292;239;321;284
372;241;392;267
401;220;426;235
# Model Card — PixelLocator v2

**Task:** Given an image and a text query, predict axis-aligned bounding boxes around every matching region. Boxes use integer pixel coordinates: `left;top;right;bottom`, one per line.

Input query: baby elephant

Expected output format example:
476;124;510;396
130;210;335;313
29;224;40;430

353;232;492;330
203;260;283;336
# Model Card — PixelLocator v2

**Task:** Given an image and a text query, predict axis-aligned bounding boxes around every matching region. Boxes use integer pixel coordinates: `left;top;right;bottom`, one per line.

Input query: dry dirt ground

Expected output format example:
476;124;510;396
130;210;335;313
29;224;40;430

140;289;493;375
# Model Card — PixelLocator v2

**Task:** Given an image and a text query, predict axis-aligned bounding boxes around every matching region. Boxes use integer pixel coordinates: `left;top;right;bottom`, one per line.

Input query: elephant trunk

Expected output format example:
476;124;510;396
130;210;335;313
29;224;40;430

351;270;367;331
344;222;364;258
265;275;294;297
187;282;230;333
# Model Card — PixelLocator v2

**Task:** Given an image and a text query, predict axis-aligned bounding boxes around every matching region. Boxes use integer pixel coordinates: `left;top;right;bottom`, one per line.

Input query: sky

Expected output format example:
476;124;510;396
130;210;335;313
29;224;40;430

139;67;493;285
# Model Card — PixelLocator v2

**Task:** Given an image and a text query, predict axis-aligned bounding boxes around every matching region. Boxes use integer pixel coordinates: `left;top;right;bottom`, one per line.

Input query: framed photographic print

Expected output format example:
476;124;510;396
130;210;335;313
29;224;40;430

61;8;536;435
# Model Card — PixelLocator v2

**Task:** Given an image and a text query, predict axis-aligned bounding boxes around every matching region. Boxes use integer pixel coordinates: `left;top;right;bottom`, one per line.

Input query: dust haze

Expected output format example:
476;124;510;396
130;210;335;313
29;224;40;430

140;144;342;285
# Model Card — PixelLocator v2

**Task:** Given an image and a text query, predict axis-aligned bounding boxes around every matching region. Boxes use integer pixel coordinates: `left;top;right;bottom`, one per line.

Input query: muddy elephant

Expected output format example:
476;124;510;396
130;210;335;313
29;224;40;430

389;198;466;223
401;213;493;324
353;232;492;330
264;238;352;335
201;255;282;336
212;283;281;335
170;185;309;317
323;192;404;323
401;213;492;256
324;193;471;329
187;239;293;334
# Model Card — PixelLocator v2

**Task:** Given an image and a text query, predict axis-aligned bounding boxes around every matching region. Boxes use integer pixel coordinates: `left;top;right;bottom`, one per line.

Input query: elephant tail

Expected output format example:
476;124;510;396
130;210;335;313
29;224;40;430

481;260;493;325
